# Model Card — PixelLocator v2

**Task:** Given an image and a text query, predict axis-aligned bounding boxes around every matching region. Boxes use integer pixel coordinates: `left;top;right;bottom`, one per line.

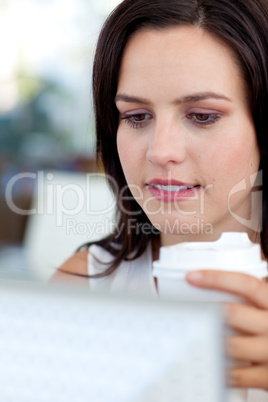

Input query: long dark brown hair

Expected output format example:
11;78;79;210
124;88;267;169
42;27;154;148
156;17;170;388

82;0;268;277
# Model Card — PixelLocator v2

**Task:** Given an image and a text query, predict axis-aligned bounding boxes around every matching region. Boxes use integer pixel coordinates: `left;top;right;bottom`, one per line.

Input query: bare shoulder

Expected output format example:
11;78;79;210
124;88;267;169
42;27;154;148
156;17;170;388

50;248;89;287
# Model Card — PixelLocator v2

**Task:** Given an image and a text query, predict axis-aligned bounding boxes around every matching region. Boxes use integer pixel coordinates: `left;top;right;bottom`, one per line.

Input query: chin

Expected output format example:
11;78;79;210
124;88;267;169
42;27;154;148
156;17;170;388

149;215;214;237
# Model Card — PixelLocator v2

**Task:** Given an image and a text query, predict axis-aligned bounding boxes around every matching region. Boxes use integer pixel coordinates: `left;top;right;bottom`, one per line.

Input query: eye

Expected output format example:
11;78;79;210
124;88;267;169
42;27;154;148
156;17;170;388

186;113;221;127
121;113;152;129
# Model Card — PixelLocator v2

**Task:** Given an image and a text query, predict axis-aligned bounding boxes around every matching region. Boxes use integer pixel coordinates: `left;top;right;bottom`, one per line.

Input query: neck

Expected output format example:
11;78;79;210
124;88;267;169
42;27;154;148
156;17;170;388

160;218;262;248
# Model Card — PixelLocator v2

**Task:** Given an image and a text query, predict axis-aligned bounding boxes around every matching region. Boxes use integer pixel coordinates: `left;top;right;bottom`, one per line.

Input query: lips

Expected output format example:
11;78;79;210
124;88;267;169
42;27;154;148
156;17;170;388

151;184;198;191
146;179;201;202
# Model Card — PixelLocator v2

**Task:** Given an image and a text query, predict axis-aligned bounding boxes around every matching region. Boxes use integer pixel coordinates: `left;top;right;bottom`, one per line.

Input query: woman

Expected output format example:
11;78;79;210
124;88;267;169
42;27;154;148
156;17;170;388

54;0;268;397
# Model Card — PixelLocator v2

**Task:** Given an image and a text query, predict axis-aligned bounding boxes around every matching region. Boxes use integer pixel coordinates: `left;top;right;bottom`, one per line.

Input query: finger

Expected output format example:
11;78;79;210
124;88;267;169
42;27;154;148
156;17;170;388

226;336;268;363
228;364;268;390
186;270;268;309
225;303;268;335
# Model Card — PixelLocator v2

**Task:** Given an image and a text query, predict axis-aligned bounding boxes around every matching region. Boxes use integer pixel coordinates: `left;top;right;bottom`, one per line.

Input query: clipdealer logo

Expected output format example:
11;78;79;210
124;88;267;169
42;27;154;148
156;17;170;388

5;170;263;234
5;172;117;226
228;171;262;233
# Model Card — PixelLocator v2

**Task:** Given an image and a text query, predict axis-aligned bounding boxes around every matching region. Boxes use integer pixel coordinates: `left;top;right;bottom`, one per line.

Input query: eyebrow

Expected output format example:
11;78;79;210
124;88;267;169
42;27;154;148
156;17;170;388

114;91;232;105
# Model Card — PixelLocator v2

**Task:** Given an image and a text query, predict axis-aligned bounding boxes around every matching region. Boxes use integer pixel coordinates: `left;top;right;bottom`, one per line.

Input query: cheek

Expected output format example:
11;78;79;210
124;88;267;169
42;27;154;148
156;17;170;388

200;134;260;193
116;132;141;180
116;135;128;167
117;131;131;163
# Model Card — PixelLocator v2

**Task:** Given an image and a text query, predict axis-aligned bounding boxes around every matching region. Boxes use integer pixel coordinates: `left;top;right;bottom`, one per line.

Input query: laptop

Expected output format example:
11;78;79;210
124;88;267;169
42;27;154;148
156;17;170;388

0;277;225;402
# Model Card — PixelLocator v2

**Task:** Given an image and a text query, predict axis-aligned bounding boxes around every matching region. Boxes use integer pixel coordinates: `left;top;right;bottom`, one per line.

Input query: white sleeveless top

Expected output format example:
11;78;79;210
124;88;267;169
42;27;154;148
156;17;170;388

87;244;268;402
88;243;157;296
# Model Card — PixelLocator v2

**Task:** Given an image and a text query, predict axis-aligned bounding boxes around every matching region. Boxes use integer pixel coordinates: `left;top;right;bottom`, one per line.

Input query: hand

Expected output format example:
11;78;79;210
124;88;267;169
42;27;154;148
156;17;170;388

186;270;268;390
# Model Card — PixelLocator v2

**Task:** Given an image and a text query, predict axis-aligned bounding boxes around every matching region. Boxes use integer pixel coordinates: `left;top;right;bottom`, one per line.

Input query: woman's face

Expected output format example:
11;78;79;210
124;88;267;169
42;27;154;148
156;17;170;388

115;26;261;245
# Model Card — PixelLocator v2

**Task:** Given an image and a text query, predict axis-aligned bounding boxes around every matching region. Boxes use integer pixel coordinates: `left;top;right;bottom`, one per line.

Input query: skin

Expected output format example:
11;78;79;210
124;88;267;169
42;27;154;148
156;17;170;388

115;26;261;245
115;26;268;390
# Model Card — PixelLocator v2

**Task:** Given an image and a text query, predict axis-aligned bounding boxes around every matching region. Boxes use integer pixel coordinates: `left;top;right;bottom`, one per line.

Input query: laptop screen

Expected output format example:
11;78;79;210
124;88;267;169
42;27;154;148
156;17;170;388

0;278;225;402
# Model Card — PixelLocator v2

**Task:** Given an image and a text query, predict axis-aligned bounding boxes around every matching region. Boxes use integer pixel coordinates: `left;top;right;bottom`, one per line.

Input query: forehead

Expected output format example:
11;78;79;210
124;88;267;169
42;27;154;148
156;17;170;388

117;26;248;104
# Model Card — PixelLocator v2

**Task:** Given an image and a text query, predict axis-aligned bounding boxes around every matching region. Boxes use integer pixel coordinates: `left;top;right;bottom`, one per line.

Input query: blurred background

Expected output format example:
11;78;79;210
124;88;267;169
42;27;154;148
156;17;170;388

0;0;120;278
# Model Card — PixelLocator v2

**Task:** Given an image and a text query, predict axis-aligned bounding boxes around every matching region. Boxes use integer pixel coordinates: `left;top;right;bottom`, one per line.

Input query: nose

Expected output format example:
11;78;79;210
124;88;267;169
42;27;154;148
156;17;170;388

146;119;187;167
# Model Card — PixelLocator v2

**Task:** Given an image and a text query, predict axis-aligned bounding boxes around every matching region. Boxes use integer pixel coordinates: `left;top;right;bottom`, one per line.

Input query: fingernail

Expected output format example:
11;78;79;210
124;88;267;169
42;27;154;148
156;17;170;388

186;271;203;283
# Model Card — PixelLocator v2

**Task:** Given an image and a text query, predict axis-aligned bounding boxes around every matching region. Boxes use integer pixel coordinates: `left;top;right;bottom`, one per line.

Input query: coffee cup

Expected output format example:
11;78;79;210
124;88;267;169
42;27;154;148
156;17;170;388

153;232;267;402
153;232;267;303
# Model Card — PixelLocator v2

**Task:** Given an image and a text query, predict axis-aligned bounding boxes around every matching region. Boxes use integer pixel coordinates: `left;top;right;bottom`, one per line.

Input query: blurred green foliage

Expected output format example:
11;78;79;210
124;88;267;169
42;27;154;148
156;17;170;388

0;75;72;158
